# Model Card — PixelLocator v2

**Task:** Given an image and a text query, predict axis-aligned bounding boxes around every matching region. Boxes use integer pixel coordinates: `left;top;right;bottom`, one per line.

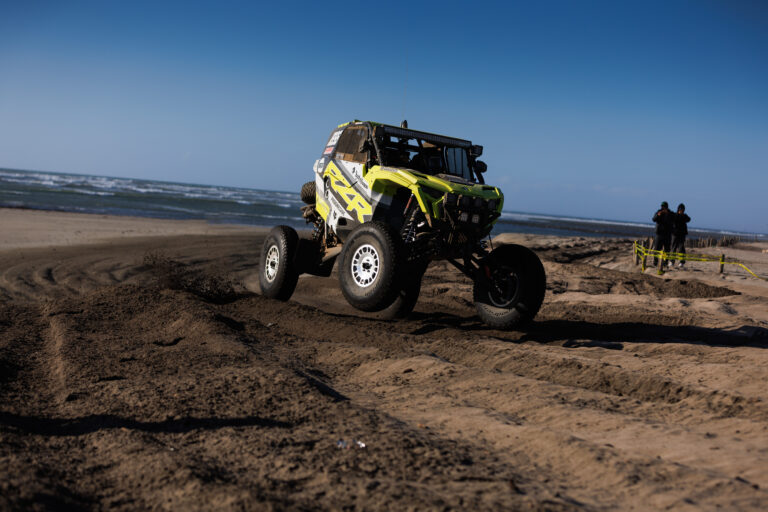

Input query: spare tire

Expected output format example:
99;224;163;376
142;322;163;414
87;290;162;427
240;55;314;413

300;181;316;205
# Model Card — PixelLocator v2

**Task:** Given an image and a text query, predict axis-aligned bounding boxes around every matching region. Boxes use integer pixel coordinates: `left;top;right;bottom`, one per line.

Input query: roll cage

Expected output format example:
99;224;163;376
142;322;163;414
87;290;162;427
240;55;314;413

328;122;486;183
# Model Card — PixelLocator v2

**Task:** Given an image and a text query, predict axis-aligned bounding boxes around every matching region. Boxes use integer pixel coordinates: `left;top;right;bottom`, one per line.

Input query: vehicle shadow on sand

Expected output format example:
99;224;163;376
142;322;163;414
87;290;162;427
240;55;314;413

403;312;768;349
0;411;291;437
518;320;768;349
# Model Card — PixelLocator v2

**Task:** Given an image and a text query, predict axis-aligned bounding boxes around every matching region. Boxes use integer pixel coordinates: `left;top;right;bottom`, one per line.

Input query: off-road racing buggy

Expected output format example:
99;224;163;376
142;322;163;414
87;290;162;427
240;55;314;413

259;121;546;328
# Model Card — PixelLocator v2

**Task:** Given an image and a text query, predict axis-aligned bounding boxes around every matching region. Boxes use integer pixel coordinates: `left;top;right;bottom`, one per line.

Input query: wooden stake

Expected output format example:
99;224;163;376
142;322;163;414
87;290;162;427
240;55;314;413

633;241;639;265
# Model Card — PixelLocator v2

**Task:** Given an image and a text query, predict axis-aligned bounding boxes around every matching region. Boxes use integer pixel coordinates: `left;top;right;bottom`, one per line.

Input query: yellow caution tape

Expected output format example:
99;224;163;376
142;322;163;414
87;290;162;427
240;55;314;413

633;241;767;280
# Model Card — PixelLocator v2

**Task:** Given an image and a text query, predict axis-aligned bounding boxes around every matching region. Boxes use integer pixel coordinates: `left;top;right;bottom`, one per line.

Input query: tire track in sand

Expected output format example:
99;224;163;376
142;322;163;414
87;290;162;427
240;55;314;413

237;295;768;510
41;305;79;404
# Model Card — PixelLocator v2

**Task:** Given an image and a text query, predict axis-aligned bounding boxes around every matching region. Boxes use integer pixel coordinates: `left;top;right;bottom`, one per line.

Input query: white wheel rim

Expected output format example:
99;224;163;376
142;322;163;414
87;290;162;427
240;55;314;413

351;244;380;288
264;245;280;282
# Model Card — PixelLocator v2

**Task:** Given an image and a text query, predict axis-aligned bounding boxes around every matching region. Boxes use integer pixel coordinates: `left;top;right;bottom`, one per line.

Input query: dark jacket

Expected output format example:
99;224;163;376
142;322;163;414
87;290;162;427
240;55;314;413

672;212;690;236
652;209;674;235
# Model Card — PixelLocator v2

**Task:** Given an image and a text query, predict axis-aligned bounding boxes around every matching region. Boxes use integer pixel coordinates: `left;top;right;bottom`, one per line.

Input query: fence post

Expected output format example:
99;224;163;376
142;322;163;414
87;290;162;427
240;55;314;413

657;251;665;275
719;254;725;274
633;241;639;265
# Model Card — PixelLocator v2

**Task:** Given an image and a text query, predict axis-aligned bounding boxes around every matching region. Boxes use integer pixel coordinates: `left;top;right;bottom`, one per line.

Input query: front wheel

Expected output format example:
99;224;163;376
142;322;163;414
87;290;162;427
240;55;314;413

339;222;402;312
259;226;300;301
473;244;546;329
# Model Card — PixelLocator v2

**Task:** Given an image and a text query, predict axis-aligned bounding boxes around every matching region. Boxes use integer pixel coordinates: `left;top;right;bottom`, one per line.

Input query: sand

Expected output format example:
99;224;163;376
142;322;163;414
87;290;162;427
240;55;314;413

1;209;767;510
0;208;258;249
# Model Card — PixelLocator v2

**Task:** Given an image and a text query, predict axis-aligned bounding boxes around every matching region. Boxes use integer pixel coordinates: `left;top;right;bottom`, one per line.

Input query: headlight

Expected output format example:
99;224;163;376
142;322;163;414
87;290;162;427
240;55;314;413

458;212;469;222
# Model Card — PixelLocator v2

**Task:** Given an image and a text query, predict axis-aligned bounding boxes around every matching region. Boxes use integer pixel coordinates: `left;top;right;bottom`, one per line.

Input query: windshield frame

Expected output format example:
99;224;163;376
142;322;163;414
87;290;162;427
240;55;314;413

369;123;478;182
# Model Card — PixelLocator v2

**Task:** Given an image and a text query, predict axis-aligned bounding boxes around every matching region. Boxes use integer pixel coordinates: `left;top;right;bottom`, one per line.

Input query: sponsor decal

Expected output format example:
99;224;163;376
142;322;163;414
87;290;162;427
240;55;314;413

323;146;333;155
328;195;345;218
326;130;342;147
315;197;330;219
325;162;372;223
350;163;363;182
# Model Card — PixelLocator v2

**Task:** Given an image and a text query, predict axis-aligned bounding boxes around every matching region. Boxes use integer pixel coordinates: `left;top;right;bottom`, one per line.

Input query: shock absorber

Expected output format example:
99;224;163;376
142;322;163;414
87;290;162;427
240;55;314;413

401;205;419;244
312;219;324;242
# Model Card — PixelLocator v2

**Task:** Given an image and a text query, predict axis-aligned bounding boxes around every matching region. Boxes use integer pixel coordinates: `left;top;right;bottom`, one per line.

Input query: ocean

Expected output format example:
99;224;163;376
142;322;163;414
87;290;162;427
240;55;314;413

1;168;765;240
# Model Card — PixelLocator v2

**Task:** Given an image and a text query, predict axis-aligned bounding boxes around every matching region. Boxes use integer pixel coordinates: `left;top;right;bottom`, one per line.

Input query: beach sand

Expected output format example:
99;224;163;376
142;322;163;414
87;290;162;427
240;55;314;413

0;208;259;249
1;208;767;510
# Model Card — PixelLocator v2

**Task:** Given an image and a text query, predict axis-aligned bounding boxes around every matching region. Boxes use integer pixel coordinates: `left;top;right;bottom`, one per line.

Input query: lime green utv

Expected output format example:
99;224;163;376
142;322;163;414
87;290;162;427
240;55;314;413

259;121;546;328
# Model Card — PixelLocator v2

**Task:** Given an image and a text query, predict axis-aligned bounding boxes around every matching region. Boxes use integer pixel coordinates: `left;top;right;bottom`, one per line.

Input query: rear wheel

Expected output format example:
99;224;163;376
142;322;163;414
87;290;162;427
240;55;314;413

259;226;300;301
473;244;546;329
339;222;402;312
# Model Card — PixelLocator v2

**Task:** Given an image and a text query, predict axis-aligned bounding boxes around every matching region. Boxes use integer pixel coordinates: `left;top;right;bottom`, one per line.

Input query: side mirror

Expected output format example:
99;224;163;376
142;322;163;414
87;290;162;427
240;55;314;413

475;160;487;173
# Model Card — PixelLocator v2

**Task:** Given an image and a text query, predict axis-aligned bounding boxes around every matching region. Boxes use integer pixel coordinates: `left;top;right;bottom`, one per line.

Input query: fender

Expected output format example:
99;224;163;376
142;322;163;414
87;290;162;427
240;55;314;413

323;161;373;224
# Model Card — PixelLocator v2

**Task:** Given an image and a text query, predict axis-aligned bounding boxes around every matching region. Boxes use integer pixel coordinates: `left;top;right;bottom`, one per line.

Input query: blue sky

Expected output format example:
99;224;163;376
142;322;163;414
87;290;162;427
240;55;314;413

1;1;767;233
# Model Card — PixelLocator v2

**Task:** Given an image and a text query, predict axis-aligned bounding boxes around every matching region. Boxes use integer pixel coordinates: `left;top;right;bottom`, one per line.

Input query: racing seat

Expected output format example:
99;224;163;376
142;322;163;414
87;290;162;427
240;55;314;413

411;149;444;174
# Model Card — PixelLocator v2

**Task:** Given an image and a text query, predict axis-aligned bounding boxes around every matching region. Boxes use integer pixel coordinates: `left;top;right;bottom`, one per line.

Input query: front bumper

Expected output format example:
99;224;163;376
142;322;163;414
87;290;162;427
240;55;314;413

441;192;501;230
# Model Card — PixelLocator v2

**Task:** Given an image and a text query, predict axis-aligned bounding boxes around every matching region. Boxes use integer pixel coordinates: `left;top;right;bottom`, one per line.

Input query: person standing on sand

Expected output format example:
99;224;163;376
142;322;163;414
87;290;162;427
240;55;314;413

670;203;690;268
652;201;674;266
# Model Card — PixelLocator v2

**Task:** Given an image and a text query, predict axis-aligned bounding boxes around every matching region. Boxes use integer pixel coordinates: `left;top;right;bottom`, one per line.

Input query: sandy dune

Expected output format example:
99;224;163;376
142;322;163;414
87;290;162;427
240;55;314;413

1;211;767;510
